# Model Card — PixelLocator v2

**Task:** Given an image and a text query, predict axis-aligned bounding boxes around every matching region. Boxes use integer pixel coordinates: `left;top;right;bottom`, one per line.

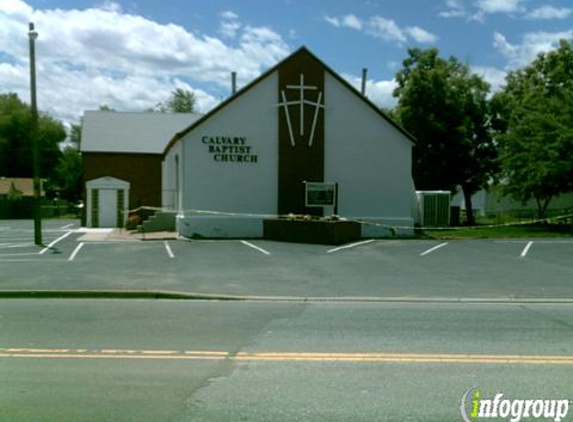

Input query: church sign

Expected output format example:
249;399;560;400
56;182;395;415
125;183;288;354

305;182;337;207
202;136;258;163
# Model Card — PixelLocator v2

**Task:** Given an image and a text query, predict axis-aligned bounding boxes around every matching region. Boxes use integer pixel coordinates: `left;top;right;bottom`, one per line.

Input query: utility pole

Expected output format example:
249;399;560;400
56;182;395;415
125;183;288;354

29;22;42;245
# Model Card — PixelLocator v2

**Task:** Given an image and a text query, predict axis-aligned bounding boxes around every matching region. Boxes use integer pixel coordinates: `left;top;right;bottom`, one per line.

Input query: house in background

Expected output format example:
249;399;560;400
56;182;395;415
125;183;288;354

0;177;45;219
0;177;43;199
81;111;201;227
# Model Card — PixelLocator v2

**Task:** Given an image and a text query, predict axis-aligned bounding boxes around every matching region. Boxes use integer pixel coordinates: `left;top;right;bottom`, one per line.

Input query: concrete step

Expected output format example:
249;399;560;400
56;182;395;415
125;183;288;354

139;211;176;233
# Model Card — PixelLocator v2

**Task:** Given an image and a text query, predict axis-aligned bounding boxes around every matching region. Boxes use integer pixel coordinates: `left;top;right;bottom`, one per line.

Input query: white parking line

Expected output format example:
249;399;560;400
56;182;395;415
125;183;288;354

420;242;449;256
0;243;34;249
327;239;376;254
39;230;75;255
241;241;271;255
164;241;175;259
0;259;64;262
0;252;41;256
68;243;85;261
521;241;533;258
60;223;75;230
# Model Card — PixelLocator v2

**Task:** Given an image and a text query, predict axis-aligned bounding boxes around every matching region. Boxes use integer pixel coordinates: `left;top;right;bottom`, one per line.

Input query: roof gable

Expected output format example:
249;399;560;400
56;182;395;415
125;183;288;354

164;46;415;155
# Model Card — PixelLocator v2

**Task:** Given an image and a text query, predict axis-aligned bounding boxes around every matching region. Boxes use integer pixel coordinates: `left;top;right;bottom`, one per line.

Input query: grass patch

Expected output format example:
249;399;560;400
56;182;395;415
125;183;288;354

422;223;573;240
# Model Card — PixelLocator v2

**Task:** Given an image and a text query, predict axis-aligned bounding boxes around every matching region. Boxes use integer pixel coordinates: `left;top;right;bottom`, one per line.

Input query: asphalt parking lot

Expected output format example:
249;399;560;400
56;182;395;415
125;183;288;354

0;219;572;299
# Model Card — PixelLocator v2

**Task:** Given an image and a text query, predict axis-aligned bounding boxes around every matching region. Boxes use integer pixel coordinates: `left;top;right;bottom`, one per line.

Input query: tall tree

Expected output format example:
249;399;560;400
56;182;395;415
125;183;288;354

155;88;196;113
493;40;573;218
51;145;83;202
393;48;497;225
0;93;65;178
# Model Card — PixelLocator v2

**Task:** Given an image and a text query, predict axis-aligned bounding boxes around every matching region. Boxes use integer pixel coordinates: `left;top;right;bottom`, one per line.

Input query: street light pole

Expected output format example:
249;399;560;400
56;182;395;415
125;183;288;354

29;22;42;246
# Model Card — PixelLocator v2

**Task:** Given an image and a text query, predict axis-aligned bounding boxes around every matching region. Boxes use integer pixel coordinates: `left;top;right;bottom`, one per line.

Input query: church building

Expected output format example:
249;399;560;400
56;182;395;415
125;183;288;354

162;47;417;238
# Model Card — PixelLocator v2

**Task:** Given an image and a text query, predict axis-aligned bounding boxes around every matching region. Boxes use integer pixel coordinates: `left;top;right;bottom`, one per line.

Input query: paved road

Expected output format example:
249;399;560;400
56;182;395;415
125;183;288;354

1;299;572;421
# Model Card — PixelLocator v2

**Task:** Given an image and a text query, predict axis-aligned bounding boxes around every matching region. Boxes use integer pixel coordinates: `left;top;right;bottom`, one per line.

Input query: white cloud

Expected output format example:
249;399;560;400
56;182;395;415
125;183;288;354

0;0;33;18
324;15;340;27
341;73;398;109
96;1;122;14
405;26;438;43
325;14;363;30
493;30;573;68
327;13;437;45
367;16;407;43
218;10;241;39
439;0;467;18
475;0;528;14
220;10;239;20
0;0;291;124
471;66;507;91
342;14;363;30
525;5;572;20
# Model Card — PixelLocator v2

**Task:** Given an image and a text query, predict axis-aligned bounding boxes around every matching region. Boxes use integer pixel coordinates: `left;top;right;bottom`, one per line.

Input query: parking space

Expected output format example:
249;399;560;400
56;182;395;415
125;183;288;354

0;219;80;259
0;221;572;299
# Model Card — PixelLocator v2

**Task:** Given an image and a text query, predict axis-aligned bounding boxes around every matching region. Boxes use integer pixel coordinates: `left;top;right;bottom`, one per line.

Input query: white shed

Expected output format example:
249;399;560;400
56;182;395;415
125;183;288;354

86;176;130;228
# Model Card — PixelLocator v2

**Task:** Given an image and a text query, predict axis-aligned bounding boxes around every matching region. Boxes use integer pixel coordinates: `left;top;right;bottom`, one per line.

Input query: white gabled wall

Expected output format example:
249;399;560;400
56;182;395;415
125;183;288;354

176;72;279;238
324;73;415;236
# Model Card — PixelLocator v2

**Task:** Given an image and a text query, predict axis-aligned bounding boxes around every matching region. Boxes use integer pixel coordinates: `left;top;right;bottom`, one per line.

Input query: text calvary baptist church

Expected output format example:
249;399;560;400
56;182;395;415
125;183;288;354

162;47;417;238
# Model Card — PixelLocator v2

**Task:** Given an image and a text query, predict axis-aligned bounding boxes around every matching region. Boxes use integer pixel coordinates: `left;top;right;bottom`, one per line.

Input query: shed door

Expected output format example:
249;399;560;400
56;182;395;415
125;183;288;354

99;189;118;228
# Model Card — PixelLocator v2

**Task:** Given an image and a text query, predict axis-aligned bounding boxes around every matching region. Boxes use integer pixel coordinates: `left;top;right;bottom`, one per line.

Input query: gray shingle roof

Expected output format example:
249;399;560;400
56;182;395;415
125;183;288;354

81;111;202;154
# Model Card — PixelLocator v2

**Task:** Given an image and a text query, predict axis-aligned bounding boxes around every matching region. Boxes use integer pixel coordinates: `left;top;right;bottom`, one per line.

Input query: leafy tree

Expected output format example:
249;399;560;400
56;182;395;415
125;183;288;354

494;40;573;218
0;93;65;178
51;145;83;202
393;48;497;225
69;123;82;148
98;104;115;111
155;88;196;113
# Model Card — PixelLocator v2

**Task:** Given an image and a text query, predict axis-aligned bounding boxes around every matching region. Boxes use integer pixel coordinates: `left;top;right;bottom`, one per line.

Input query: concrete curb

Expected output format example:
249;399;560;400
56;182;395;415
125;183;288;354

1;290;573;304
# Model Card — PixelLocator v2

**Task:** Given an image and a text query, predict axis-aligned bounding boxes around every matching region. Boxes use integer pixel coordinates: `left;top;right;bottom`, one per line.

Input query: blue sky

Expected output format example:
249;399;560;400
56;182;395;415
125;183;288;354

1;0;572;126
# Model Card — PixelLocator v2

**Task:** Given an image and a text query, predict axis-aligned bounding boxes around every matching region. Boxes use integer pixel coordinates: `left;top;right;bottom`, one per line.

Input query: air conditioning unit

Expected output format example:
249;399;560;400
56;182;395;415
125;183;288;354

416;191;451;227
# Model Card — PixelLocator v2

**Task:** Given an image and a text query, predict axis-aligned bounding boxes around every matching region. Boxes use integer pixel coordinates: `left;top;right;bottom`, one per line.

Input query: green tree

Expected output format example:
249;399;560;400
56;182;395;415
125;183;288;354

494;40;573;218
155;88;196;113
52;145;83;202
69;123;82;148
0;93;65;178
393;48;497;225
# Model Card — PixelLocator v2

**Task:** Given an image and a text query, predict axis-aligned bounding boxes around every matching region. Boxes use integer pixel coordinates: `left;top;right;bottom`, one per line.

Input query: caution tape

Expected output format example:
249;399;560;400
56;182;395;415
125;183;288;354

126;206;573;233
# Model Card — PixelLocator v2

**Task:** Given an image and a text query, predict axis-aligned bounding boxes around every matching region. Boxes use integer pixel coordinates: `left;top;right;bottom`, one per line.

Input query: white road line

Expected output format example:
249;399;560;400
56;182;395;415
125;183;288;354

60;223;74;230
68;243;85;261
39;230;75;255
164;241;175;259
420;242;449;256
241;241;271;255
327;239;376;254
521;241;533;258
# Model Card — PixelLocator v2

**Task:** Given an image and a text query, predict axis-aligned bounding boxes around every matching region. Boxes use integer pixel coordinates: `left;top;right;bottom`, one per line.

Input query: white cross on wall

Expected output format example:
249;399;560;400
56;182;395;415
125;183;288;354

278;73;325;147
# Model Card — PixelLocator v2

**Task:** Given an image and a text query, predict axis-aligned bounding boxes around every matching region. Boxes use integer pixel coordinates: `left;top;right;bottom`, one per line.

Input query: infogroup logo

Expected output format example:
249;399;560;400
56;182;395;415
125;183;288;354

461;388;571;422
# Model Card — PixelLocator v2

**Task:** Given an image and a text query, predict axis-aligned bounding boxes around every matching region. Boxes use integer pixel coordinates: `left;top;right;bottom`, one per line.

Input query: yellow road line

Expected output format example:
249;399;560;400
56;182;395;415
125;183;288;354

1;348;573;365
